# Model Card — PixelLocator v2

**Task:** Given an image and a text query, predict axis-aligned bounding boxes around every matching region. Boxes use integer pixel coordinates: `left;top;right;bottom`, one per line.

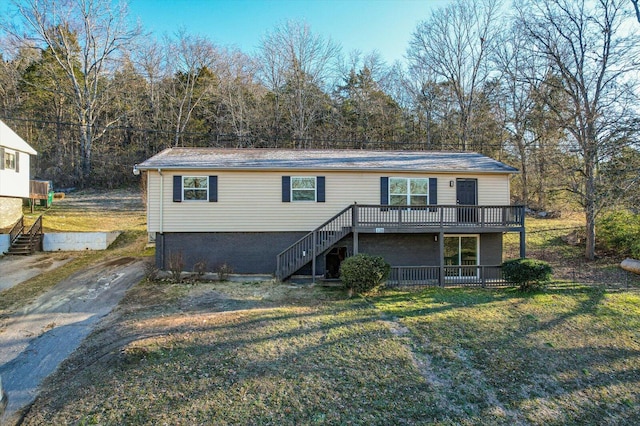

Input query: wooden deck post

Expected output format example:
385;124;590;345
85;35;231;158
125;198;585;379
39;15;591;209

352;204;359;255
439;231;444;287
312;231;317;284
520;229;526;258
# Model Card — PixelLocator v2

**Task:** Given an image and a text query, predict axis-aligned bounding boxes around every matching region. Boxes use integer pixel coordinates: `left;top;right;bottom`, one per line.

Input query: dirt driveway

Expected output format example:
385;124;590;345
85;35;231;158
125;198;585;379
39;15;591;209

0;254;74;292
0;255;146;423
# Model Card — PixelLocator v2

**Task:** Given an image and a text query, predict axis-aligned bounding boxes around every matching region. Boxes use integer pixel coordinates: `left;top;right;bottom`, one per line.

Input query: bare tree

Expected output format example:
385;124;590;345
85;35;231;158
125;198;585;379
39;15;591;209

216;48;263;146
518;0;640;260
407;0;503;150
258;21;340;147
163;30;221;147
3;0;141;185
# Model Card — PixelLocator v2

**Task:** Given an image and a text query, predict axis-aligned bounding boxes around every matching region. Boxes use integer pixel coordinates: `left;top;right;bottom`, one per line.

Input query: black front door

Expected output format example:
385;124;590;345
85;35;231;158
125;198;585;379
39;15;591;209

456;178;477;223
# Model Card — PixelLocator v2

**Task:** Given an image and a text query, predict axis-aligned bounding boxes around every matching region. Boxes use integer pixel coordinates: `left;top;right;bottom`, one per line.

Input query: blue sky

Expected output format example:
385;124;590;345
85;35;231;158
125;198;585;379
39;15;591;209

127;0;452;64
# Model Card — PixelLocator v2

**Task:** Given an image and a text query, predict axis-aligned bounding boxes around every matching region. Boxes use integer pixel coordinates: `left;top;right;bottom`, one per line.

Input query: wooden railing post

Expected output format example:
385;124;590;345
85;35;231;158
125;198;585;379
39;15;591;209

312;231;317;284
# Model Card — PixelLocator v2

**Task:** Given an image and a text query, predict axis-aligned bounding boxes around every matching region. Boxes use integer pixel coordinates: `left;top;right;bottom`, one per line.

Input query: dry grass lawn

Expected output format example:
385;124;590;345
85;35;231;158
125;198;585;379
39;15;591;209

7;195;640;425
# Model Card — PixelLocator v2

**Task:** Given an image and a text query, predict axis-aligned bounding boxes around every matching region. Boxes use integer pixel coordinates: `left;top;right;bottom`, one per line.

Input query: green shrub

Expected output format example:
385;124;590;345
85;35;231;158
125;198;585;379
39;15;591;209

597;210;640;258
502;258;552;292
340;253;390;296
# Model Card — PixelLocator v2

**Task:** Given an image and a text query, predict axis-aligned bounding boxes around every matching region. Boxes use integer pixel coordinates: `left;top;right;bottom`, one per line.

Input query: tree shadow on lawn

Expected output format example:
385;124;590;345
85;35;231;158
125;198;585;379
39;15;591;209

28;289;444;425
373;284;640;424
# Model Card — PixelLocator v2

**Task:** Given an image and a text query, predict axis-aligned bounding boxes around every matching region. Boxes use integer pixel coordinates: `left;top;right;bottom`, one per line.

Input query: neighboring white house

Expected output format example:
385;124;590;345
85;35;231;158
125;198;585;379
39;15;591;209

0;120;37;228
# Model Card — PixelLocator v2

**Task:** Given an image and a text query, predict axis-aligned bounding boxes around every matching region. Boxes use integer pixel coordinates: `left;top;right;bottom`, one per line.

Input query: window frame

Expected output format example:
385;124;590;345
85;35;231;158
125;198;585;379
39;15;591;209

444;234;480;278
290;176;317;202
4;151;16;170
182;175;209;202
388;177;430;206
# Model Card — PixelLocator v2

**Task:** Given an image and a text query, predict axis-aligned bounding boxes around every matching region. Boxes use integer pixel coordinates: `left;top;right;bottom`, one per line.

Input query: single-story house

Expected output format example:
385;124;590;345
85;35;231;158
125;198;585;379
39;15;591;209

0;120;37;229
136;148;525;285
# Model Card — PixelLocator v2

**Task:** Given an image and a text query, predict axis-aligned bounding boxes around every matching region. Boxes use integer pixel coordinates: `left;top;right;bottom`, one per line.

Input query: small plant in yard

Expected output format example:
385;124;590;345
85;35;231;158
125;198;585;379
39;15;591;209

193;260;208;278
340;253;390;296
502;258;552;291
215;262;233;281
167;251;185;283
144;260;160;281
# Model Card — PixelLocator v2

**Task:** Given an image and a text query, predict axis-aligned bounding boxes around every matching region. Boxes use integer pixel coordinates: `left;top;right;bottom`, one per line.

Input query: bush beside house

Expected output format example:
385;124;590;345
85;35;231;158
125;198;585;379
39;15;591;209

340;253;390;296
502;258;553;292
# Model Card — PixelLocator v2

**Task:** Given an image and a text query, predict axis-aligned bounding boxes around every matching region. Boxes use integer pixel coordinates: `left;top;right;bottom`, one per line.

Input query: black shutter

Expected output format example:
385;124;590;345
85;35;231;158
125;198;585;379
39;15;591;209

15;151;19;173
0;148;4;170
173;175;182;202
380;177;389;205
282;176;291;202
317;176;325;202
429;178;438;211
209;176;218;202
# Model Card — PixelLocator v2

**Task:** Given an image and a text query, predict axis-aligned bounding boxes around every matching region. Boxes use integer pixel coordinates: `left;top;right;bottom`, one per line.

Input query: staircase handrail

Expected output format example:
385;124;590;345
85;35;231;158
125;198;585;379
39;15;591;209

26;215;43;253
276;205;354;280
9;216;24;244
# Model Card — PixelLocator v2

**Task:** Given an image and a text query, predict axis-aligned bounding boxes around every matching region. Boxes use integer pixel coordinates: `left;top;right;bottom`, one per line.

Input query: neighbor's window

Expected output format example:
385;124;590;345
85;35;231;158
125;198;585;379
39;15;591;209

4;151;15;170
291;177;316;201
389;178;429;206
183;176;208;201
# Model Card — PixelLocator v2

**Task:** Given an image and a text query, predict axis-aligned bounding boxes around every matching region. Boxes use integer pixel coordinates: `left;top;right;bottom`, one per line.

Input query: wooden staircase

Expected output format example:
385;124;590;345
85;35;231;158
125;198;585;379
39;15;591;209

7;215;43;255
276;205;354;281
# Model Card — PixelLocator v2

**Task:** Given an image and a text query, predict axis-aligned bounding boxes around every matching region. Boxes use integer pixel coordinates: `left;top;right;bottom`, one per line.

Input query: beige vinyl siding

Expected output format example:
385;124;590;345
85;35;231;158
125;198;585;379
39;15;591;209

477;174;510;205
146;170;512;233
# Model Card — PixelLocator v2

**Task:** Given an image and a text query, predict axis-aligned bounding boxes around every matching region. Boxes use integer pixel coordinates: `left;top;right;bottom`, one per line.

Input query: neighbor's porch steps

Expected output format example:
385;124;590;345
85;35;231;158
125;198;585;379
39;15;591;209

7;215;43;255
8;234;43;255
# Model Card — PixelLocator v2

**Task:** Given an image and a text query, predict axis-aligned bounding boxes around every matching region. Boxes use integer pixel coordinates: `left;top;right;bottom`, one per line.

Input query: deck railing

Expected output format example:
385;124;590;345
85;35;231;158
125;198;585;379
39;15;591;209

387;265;508;288
354;205;524;229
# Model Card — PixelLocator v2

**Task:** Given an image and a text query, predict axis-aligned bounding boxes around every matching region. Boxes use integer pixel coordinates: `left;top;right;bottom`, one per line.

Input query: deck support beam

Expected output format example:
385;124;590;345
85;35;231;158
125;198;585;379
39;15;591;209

519;229;526;258
352;203;359;255
438;231;445;287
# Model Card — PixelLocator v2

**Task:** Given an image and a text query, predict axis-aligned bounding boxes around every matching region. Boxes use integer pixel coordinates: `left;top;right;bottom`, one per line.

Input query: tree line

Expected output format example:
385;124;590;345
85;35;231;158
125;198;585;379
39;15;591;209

0;0;639;259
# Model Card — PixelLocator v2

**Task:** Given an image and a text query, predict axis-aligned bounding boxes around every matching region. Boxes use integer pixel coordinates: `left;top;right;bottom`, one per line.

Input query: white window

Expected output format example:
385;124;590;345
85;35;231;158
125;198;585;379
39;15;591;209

291;176;316;202
389;177;429;206
4;151;15;170
183;176;208;201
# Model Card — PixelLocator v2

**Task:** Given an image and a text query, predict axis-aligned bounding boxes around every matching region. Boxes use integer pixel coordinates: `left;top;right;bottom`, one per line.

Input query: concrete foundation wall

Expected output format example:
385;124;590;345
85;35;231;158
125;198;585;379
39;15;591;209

0;197;22;229
0;234;9;254
43;232;120;251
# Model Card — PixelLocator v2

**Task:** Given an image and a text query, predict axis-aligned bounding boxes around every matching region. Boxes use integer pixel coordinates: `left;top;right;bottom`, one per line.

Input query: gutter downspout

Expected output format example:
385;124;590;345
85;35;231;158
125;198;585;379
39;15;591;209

158;168;163;234
158;168;164;270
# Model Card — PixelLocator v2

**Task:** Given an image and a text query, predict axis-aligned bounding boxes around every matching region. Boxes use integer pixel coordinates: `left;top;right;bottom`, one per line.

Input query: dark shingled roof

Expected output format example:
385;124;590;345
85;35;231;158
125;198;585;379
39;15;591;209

137;148;519;174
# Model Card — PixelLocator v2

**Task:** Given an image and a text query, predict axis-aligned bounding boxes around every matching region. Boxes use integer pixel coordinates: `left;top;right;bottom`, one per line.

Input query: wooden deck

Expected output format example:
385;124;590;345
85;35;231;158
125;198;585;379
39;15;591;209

352;205;525;233
276;204;525;281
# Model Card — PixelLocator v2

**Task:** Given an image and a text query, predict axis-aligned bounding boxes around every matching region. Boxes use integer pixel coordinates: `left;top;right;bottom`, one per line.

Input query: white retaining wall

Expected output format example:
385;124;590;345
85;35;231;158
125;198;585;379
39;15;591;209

0;234;9;254
43;232;120;251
